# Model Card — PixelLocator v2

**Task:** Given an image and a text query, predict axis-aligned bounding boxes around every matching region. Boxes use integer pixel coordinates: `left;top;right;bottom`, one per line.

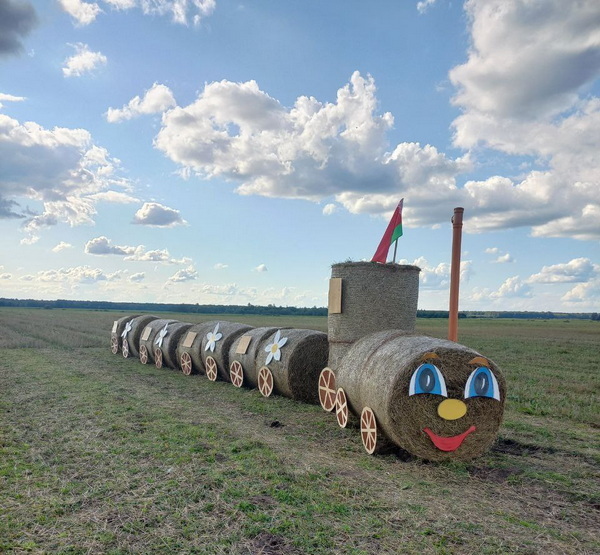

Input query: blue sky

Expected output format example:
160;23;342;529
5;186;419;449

1;0;599;312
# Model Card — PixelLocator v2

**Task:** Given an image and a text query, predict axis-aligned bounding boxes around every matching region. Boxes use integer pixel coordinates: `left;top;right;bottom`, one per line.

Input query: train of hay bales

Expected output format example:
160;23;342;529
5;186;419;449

110;262;506;461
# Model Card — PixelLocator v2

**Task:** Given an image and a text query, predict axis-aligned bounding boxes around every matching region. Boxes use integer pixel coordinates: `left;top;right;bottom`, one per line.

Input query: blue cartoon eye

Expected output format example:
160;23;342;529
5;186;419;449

464;367;500;401
409;363;448;397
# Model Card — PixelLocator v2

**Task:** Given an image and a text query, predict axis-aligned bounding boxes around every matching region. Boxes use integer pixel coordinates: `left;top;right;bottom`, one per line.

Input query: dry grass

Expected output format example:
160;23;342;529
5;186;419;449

0;308;598;554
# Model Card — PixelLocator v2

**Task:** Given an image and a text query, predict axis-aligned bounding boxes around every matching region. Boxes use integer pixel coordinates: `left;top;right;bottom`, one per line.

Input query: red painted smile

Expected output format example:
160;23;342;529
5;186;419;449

423;425;477;452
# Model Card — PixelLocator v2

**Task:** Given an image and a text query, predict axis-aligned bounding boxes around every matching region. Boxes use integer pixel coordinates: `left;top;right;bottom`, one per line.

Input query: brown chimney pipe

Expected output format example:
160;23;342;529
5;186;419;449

448;207;464;342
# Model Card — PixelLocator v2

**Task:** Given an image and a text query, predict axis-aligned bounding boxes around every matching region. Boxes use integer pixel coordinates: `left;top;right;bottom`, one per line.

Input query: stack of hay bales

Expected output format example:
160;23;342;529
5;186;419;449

200;321;253;381
228;327;283;388
327;262;420;370
110;315;139;355
158;321;193;369
255;328;328;403
335;330;506;460
176;321;221;375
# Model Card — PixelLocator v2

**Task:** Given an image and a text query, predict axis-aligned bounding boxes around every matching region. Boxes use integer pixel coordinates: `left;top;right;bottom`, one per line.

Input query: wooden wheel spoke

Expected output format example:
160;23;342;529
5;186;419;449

360;407;377;455
110;335;119;354
206;356;217;381
139;345;148;365
335;388;349;428
318;368;337;412
181;352;192;375
230;361;243;388
258;366;273;397
155;348;163;369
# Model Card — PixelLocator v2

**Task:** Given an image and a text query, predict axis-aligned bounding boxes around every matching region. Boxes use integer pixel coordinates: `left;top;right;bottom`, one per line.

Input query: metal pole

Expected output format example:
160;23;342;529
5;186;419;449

448;207;464;342
392;239;398;264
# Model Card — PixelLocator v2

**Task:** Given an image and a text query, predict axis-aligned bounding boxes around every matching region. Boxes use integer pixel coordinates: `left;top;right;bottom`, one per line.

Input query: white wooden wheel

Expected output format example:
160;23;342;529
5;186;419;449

230;360;244;388
122;339;130;358
318;368;336;412
180;351;193;375
258;366;274;397
361;407;378;455
335;388;349;428
139;344;148;365
205;356;218;381
110;335;119;354
155;348;163;369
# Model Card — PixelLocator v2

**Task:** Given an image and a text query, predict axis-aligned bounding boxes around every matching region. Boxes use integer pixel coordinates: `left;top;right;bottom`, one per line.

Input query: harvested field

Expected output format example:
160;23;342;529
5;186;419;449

0;308;598;553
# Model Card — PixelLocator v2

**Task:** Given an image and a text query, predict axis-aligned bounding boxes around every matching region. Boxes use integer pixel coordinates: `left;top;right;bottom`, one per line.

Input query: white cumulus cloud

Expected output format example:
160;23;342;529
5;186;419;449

58;0;101;26
132;202;186;227
63;43;107;77
253;264;267;273
527;258;599;284
106;83;176;123
168;265;198;282
52;241;73;252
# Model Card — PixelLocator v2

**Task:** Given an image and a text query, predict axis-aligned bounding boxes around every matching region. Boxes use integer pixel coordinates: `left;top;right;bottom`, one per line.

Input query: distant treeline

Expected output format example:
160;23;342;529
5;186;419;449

0;298;597;320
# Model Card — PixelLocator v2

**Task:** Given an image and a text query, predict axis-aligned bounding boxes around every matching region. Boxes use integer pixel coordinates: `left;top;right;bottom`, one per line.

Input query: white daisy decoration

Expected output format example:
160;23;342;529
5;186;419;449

155;323;170;348
121;320;133;338
265;330;288;365
205;323;223;352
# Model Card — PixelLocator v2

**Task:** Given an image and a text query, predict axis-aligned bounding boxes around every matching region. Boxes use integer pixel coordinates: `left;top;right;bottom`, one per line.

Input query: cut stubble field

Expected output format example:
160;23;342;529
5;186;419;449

0;308;598;554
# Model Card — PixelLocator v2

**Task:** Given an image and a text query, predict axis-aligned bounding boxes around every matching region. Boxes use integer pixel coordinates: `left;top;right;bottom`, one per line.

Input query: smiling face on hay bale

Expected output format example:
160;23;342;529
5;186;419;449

388;347;506;461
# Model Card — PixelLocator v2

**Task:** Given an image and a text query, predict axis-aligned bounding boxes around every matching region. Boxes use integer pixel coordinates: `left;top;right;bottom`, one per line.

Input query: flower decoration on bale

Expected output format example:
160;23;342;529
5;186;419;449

205;323;223;352
155;323;170;348
121;320;133;339
265;330;288;364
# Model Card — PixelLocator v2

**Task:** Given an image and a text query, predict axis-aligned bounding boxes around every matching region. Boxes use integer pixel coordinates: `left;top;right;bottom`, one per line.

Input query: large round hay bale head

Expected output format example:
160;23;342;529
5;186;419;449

110;314;140;355
200;321;253;382
327;262;420;370
158;321;193;369
175;321;221;375
228;327;285;389
335;330;506;460
254;328;328;403
138;319;179;366
122;314;160;358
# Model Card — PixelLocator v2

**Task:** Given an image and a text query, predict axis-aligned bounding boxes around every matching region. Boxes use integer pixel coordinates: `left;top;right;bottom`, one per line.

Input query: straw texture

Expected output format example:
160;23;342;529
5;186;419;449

255;328;329;403
228;327;282;388
176;321;221;374
138;319;179;363
126;315;159;357
159;322;193;369
327;262;420;369
336;330;506;461
199;321;253;382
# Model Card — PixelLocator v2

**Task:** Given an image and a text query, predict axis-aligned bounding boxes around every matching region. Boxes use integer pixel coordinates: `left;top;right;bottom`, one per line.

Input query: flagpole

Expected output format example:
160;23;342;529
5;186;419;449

392;239;398;264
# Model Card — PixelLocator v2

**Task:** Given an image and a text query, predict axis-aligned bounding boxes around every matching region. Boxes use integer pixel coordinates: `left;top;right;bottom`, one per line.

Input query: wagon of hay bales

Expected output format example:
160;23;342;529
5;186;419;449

333;330;506;460
176;321;221;376
110;315;139;356
254;328;328;403
111;315;159;358
199;321;253;382
138;319;186;368
227;327;284;388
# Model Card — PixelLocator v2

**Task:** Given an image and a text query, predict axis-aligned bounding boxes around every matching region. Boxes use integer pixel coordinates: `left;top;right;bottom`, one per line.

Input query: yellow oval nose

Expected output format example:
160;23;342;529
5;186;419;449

438;399;467;420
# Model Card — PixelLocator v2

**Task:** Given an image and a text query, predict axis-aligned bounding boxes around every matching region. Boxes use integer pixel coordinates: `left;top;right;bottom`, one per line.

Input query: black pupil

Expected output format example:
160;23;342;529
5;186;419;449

474;371;489;395
418;367;436;393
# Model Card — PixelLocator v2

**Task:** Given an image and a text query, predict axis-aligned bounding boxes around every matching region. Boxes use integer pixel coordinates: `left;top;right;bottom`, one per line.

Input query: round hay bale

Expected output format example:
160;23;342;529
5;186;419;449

159;322;193;369
175;321;221;374
110;315;140;354
125;315;160;358
138;319;179;363
328;262;420;369
228;327;283;389
200;321;253;382
255;328;329;403
336;330;506;461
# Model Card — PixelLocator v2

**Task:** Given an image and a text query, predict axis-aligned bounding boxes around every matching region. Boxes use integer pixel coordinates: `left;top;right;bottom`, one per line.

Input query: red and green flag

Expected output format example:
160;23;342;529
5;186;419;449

371;199;404;264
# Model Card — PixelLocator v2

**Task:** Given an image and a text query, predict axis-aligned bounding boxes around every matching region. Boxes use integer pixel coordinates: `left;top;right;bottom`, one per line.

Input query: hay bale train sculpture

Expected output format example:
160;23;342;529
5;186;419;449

111;261;505;461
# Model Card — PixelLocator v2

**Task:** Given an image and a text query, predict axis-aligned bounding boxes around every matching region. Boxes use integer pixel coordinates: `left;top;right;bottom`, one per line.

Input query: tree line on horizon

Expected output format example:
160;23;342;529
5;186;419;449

0;298;596;320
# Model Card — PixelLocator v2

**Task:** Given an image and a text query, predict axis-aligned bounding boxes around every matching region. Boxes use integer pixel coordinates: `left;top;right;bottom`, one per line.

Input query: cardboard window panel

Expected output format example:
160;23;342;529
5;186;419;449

236;335;253;355
141;326;152;341
181;331;197;349
328;278;343;314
